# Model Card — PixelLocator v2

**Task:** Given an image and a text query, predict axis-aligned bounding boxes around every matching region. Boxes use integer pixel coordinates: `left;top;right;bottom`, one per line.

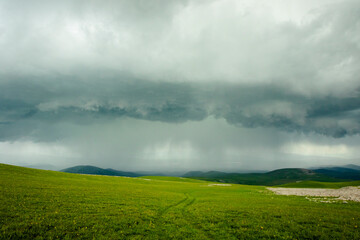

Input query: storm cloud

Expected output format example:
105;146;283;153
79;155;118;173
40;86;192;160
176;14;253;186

0;0;359;170
1;77;359;139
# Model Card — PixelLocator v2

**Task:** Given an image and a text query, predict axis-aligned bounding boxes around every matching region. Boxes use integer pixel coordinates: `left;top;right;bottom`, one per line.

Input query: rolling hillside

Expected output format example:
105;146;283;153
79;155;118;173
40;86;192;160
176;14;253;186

61;164;360;186
1;164;360;239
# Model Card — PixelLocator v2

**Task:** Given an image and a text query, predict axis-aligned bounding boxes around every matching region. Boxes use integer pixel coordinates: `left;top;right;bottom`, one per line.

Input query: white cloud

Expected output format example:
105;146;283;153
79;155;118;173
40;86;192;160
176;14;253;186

281;141;355;159
0;141;79;167
140;140;200;170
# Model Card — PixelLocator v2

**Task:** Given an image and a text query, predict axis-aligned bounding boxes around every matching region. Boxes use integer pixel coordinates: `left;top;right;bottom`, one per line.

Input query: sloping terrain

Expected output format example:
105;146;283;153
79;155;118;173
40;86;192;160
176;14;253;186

1;164;360;239
61;164;360;184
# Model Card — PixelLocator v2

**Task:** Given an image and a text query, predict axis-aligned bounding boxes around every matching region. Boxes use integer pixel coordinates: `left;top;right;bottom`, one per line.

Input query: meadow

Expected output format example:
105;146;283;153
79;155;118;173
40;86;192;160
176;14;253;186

1;163;360;239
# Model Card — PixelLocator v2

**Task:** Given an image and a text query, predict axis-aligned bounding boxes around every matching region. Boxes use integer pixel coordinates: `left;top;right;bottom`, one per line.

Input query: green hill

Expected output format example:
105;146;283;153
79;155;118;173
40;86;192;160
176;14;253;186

1;163;360;239
184;168;344;186
61;165;140;177
313;167;360;180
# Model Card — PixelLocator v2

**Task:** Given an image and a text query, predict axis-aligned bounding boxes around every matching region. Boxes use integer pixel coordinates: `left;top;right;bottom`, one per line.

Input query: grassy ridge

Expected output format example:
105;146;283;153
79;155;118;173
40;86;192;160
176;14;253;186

1;164;360;239
276;180;360;189
186;168;342;186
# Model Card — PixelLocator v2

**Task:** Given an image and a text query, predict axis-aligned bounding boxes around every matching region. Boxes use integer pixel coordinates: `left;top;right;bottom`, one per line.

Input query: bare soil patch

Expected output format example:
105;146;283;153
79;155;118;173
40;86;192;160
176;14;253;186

267;186;360;202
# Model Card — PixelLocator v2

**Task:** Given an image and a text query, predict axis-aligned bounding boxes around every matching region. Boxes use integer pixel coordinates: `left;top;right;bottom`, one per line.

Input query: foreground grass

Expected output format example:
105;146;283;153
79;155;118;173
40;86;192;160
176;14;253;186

1;164;360;239
277;180;360;189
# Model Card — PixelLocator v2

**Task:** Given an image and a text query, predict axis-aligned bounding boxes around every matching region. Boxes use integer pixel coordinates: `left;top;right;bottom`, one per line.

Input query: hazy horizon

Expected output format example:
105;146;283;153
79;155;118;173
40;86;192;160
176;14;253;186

1;0;360;171
13;160;360;174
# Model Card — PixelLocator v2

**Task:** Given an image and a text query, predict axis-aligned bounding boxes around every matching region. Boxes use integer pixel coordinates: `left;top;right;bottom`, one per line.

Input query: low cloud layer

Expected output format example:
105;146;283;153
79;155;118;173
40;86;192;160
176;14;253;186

1;78;359;140
0;0;359;170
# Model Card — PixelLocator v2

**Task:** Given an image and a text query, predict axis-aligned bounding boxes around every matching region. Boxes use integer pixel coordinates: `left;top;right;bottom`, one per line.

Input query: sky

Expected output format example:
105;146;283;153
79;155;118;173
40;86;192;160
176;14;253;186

0;0;360;172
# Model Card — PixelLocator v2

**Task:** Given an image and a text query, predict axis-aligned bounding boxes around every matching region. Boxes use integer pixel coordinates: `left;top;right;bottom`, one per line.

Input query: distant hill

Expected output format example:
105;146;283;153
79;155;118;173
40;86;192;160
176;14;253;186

183;168;347;186
134;171;186;177
183;171;226;178
61;165;141;177
313;167;360;180
343;164;360;171
61;164;360;184
182;171;205;177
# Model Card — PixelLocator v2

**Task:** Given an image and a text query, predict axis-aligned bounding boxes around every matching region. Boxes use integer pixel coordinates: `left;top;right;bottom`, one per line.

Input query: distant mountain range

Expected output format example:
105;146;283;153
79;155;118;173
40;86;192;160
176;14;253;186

61;164;360;186
182;165;360;186
313;166;360;180
61;165;141;177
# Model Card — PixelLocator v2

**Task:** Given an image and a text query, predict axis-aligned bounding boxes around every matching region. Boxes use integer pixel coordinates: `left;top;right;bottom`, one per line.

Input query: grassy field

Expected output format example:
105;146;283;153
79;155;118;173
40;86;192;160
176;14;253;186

1;164;360;239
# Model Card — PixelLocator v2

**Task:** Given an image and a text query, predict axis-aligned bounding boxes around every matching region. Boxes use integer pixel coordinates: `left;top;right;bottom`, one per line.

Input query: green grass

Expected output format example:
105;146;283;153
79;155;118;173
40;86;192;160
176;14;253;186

1;164;360;239
276;180;360;189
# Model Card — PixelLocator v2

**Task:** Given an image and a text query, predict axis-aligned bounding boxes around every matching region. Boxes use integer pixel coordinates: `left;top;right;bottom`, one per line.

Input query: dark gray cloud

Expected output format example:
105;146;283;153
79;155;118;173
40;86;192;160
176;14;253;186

0;76;359;141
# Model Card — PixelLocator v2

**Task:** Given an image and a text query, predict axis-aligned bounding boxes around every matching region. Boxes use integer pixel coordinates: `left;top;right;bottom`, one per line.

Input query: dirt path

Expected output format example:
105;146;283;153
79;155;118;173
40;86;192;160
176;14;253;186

267;186;360;202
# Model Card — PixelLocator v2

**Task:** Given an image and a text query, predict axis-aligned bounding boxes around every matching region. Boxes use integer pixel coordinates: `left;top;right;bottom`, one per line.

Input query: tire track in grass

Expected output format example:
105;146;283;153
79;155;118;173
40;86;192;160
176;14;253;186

156;192;212;239
180;193;214;239
157;194;189;217
182;195;195;209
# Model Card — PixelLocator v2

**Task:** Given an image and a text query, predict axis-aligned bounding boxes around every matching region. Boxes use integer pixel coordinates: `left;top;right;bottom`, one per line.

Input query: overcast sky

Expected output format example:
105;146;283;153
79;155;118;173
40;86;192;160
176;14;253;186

1;0;360;172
